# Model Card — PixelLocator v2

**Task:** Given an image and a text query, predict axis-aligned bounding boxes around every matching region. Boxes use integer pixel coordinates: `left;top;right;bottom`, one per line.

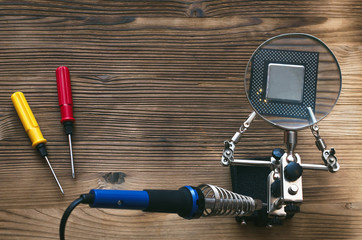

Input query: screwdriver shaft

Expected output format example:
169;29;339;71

68;134;75;178
44;156;64;194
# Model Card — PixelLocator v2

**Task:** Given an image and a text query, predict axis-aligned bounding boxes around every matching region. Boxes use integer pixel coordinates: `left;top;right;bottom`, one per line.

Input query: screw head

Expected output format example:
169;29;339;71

284;162;303;182
272;148;285;160
271;179;281;198
288;184;299;195
329;156;336;163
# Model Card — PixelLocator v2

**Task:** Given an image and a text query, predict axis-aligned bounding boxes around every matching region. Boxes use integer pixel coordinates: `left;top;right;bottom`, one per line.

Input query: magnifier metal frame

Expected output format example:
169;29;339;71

244;33;342;131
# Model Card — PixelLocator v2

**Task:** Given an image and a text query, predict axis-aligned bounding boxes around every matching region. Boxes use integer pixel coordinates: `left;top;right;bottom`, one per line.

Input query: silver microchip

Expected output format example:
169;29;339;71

266;63;305;102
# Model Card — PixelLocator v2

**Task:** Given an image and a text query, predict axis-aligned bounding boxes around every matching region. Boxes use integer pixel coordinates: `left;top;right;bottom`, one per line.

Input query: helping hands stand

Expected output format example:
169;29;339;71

221;111;339;224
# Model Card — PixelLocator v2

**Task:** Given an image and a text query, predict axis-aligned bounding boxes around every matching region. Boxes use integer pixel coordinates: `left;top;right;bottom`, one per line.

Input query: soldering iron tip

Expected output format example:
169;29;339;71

68;134;75;179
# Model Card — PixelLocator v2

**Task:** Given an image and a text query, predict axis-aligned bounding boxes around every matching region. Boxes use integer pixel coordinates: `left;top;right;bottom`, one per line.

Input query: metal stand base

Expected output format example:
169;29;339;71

230;163;281;226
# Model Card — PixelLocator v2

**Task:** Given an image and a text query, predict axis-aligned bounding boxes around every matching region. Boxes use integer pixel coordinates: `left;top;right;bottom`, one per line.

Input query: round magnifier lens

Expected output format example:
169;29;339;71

244;33;341;130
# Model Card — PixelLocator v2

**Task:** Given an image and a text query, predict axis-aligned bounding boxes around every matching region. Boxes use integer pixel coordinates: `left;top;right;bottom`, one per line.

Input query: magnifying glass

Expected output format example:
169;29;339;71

244;33;341;130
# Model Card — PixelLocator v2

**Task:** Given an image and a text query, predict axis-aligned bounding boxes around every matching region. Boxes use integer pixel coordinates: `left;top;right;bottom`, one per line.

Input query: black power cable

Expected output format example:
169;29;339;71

60;194;94;240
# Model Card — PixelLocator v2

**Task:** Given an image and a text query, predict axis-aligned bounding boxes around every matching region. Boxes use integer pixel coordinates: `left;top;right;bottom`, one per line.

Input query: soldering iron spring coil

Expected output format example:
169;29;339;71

199;184;258;217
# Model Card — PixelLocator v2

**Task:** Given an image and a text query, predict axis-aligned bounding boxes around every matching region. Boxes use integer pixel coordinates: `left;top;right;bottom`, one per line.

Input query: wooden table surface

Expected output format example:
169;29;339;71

0;1;361;239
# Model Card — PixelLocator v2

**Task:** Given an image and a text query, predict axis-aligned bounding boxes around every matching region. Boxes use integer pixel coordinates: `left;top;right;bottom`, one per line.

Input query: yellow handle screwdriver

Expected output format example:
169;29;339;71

11;92;64;194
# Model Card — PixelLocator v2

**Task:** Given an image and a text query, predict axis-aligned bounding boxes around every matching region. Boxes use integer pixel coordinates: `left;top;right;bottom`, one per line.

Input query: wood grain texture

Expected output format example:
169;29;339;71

0;0;361;239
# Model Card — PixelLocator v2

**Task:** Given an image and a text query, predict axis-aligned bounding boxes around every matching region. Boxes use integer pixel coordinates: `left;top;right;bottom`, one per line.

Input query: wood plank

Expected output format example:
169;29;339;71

0;0;360;17
0;1;361;239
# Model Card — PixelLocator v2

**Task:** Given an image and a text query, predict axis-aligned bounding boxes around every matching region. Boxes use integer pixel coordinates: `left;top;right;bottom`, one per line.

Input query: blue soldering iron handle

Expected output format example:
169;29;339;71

89;189;149;210
89;186;204;219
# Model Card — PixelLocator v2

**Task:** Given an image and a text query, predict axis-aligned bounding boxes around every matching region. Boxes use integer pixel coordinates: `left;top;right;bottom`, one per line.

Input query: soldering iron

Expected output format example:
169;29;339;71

60;184;262;240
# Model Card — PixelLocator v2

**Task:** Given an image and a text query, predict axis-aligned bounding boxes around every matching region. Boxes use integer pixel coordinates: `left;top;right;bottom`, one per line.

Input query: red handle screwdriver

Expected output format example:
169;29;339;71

56;66;76;178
